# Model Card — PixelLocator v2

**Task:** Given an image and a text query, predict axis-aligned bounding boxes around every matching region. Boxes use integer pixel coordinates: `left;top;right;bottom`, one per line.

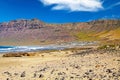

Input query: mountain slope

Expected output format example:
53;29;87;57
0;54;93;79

98;27;120;40
0;19;120;45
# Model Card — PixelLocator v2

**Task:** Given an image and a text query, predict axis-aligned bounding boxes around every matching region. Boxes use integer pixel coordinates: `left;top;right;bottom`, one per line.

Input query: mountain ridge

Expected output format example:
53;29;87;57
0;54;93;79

0;19;120;45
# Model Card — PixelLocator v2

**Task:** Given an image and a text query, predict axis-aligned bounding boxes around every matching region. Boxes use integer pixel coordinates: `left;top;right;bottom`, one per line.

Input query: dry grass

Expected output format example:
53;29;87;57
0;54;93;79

2;52;37;57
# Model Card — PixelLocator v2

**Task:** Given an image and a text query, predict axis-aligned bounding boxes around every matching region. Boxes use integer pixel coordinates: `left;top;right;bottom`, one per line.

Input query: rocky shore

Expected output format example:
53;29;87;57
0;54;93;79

0;48;120;80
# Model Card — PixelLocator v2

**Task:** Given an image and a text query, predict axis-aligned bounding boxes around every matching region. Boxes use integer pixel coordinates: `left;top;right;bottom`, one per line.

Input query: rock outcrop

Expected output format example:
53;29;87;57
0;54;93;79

2;52;37;57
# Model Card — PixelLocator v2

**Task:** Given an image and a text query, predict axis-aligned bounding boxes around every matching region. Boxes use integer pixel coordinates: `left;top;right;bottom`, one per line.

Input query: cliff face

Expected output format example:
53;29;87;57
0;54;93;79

0;19;120;45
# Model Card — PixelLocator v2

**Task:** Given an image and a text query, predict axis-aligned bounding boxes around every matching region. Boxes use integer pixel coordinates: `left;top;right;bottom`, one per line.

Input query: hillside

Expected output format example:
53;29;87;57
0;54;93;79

0;19;120;45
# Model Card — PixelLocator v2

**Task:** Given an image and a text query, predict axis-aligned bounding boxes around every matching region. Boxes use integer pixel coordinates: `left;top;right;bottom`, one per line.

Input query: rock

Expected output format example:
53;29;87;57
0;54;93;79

51;69;55;74
58;72;62;75
85;72;89;75
95;65;100;68
75;65;79;69
83;75;87;78
33;73;37;78
66;68;68;70
89;70;93;72
3;53;23;57
76;74;80;76
39;74;44;78
40;67;47;72
55;78;59;80
106;69;112;73
14;73;18;76
112;72;117;77
3;52;36;57
20;71;26;77
4;71;12;76
58;72;65;75
70;76;74;79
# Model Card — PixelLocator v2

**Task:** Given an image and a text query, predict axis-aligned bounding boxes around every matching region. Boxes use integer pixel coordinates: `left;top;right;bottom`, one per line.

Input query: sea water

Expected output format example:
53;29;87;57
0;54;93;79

0;45;65;53
0;41;97;53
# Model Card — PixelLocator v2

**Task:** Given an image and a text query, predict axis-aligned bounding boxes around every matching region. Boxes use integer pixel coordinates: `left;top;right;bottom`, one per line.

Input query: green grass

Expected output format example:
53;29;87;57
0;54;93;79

74;32;99;41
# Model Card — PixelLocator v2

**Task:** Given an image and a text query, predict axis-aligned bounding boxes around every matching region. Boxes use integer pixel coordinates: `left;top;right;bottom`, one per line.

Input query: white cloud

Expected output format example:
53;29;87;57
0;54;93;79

40;0;104;12
106;2;120;10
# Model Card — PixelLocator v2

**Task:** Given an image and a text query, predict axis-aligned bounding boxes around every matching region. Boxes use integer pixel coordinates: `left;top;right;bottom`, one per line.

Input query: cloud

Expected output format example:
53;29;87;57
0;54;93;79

40;0;104;12
106;2;120;10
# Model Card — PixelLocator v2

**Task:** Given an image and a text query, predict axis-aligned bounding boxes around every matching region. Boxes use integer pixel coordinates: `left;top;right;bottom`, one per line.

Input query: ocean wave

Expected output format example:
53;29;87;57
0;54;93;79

0;46;43;53
0;41;97;53
0;45;65;53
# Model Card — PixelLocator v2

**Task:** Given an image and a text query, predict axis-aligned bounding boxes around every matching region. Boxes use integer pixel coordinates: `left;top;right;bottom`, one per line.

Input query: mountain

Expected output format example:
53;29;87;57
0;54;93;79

0;19;120;45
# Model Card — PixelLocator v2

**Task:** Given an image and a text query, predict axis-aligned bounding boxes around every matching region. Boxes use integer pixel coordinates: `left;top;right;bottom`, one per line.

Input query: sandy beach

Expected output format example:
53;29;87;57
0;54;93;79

0;48;120;80
0;0;120;80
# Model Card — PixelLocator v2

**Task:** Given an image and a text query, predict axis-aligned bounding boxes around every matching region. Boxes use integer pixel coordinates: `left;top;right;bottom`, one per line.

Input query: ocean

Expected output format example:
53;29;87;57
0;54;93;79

0;45;65;53
0;42;97;53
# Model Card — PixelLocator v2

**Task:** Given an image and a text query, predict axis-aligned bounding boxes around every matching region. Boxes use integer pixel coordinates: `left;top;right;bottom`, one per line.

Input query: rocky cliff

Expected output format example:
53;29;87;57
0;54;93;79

0;19;120;45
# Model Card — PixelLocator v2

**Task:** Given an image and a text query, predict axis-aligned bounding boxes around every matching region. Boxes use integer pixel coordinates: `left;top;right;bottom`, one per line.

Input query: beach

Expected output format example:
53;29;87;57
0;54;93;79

0;1;120;80
0;47;120;80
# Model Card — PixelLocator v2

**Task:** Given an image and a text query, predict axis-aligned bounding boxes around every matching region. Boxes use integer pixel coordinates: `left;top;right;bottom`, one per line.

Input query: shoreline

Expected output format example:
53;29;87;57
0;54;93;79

0;41;98;53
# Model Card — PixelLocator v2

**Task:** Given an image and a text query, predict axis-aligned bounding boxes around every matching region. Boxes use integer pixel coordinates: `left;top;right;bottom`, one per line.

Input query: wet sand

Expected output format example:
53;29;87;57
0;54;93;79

0;49;120;80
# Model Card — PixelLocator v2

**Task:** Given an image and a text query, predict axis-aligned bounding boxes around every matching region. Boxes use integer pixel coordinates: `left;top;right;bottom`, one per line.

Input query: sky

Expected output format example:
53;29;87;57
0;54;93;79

0;0;120;23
